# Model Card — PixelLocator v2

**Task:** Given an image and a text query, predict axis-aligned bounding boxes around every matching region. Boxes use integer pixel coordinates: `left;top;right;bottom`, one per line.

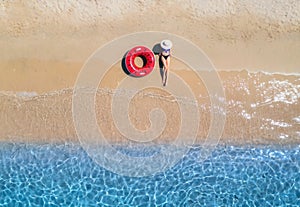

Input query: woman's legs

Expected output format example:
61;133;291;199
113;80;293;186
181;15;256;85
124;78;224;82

160;56;170;86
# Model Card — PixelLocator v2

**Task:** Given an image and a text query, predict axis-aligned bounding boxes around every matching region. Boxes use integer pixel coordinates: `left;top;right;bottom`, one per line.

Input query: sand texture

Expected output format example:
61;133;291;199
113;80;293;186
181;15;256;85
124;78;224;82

0;0;299;145
0;66;299;145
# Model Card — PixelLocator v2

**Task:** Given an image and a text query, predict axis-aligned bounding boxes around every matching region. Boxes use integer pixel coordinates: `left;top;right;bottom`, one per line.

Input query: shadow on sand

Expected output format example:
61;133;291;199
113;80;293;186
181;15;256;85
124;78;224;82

152;43;164;83
121;51;131;76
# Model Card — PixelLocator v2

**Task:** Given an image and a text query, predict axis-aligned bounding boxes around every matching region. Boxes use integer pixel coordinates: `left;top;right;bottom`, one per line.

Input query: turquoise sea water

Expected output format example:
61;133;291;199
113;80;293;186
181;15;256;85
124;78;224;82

0;143;299;206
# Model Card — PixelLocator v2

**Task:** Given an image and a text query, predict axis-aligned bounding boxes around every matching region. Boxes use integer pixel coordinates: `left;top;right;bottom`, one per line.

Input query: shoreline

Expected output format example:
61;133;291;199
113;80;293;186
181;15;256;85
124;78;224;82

1;0;299;146
0;69;299;96
0;69;299;146
0;140;299;149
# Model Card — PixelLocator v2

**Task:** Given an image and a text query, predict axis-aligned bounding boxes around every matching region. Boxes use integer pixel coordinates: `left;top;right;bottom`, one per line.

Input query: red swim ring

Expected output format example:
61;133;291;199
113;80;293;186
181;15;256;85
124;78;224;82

124;46;155;77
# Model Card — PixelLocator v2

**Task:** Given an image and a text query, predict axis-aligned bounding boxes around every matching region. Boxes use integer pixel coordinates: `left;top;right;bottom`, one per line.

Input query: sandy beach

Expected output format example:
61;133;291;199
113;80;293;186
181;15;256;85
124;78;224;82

0;0;299;145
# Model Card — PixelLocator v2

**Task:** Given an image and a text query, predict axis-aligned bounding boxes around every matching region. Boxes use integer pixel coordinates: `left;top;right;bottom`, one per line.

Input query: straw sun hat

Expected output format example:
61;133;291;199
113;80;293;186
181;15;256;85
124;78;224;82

160;39;173;50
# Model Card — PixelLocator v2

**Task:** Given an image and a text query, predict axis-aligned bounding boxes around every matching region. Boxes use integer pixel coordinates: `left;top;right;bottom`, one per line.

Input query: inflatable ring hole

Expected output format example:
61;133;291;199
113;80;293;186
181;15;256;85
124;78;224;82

134;55;147;68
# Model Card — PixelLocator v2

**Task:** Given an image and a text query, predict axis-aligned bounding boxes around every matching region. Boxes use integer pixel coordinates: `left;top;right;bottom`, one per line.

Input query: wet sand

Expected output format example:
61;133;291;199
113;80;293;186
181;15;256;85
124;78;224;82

0;62;299;145
0;0;299;145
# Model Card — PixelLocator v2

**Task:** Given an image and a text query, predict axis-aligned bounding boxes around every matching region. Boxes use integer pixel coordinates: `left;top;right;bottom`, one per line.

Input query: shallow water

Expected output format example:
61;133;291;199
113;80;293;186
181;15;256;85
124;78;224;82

0;70;299;206
0;143;299;206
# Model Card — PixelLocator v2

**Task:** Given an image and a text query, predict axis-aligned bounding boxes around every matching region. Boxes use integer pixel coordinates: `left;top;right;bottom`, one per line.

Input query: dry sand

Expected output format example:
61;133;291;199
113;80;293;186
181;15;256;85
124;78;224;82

0;0;299;145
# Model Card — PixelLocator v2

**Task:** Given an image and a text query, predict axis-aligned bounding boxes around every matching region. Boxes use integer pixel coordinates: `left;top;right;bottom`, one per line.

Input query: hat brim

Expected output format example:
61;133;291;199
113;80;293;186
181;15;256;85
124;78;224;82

160;40;172;50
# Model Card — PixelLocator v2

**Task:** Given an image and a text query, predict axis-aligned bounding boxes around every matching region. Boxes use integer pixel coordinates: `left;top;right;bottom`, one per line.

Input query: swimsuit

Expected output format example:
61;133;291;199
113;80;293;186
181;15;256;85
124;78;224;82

162;54;170;60
161;49;170;60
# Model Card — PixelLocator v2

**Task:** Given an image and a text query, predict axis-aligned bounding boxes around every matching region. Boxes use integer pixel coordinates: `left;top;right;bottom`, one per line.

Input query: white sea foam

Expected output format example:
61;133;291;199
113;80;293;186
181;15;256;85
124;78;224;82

227;100;243;108
16;91;38;98
293;116;300;123
269;79;299;104
265;118;292;128
253;78;299;107
240;110;252;120
278;134;289;139
0;91;39;98
254;71;300;77
250;103;257;108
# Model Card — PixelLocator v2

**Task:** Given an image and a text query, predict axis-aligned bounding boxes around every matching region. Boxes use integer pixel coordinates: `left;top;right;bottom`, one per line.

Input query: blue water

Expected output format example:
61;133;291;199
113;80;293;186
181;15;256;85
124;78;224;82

0;143;299;207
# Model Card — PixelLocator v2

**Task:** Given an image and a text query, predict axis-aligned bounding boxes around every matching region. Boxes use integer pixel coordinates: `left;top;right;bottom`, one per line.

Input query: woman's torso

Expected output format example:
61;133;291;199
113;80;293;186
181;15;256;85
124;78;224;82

161;49;170;56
